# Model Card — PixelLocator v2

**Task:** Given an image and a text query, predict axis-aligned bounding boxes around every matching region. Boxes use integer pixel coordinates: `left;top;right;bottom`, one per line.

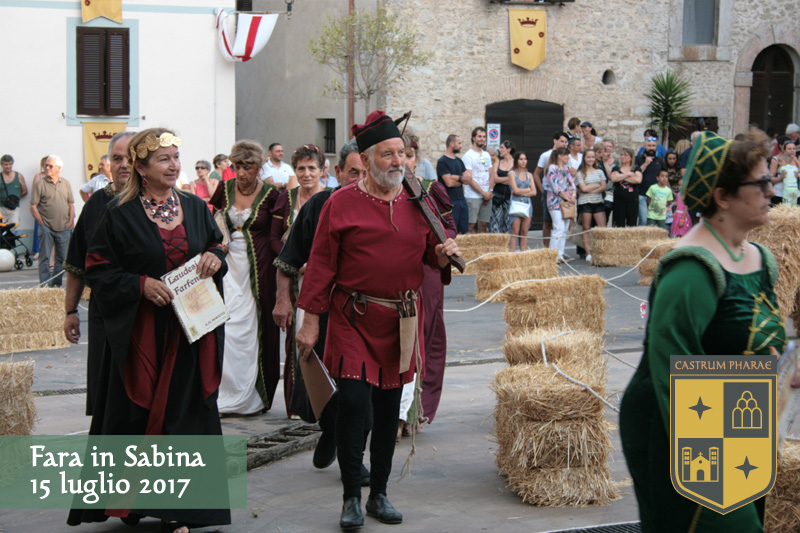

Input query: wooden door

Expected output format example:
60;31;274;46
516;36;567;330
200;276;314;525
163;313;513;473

485;99;564;230
750;45;795;134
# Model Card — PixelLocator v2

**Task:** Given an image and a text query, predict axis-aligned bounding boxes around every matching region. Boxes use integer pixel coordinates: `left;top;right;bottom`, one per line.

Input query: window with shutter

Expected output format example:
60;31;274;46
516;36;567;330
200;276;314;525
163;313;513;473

77;27;129;116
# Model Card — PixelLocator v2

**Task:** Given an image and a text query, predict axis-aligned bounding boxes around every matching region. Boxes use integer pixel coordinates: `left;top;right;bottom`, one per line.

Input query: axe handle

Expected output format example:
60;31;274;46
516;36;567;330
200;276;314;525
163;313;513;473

402;166;466;273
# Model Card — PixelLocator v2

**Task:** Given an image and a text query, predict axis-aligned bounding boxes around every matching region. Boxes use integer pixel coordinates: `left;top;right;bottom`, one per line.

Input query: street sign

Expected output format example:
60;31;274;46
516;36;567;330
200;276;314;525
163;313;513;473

487;124;501;149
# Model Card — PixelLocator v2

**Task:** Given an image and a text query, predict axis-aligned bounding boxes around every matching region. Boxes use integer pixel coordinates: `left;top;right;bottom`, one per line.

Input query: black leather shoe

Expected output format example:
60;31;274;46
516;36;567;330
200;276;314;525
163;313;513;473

365;493;403;524
313;429;337;469
339;497;363;531
360;464;370;486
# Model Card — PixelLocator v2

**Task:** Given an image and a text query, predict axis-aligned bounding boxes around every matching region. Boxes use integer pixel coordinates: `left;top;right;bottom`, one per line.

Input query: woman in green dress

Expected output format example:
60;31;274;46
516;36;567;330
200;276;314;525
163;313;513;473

620;129;793;532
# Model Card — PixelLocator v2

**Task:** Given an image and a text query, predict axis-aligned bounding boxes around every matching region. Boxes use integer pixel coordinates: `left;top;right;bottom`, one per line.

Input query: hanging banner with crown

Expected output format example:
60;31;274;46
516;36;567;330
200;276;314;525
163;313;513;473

82;0;123;24
82;123;126;183
670;355;777;514
509;9;546;71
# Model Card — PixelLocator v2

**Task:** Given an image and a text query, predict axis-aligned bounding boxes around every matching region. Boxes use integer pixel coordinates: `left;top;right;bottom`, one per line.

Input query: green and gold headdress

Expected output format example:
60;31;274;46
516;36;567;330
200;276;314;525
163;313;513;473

681;131;733;212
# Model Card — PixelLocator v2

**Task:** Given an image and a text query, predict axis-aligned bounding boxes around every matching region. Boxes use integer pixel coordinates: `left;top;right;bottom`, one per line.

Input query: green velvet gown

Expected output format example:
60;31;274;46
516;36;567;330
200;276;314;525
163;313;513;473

620;245;786;532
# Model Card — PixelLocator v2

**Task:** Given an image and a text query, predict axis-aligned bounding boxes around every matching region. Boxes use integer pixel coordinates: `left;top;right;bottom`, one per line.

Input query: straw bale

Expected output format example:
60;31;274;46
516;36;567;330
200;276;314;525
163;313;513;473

81;286;91;301
505;464;621;507
0;288;69;354
0;332;69;354
502;328;603;366
0;360;36;435
502;276;606;334
472;249;557;272
636;239;678;286
474;255;559;302
773;441;800;500
748;205;800;318
765;495;800;533
497;416;613;471
591;227;669;266
453;234;510;275
492;362;607;421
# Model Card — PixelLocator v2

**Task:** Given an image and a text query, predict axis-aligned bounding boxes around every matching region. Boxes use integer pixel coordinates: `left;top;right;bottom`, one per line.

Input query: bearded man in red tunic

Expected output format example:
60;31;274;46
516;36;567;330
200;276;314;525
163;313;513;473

295;110;461;531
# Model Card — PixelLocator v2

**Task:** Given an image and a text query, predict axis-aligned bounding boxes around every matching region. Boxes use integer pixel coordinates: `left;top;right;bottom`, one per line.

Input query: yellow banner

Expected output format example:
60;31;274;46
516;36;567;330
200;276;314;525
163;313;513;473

82;123;126;182
509;9;546;71
82;0;123;24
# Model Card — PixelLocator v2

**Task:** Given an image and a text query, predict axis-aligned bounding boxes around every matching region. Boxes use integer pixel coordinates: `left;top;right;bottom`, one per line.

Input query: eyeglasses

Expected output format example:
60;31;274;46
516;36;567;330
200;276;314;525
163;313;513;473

737;176;773;194
645;137;658;142
195;167;208;170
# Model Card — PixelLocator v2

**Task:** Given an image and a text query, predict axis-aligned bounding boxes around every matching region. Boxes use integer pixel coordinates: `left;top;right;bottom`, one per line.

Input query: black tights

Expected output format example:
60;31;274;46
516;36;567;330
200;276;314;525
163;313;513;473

336;378;401;500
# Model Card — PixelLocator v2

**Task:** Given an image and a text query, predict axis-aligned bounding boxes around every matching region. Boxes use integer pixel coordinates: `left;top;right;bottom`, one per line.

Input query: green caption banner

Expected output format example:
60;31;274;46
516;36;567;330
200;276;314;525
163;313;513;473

0;435;247;509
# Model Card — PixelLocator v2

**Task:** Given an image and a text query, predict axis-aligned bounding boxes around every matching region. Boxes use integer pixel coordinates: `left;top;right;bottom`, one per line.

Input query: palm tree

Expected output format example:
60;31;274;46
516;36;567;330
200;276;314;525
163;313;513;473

645;71;692;147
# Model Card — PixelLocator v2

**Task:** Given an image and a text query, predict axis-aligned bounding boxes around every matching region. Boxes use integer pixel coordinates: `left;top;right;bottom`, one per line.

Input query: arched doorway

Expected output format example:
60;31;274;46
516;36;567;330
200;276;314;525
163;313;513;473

749;45;795;133
485;99;564;230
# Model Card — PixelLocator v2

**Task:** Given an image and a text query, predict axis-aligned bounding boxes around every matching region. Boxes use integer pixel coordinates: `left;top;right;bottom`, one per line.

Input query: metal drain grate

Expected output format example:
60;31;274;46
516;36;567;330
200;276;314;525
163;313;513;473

545;522;641;533
33;388;87;397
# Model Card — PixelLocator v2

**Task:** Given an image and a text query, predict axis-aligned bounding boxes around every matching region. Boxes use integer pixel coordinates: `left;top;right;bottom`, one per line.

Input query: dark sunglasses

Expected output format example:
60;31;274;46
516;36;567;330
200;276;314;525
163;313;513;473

736;176;772;194
195;166;208;170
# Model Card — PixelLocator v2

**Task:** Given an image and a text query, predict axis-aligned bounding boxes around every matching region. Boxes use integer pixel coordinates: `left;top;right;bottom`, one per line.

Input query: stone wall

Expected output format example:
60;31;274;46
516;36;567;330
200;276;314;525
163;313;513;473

381;0;799;157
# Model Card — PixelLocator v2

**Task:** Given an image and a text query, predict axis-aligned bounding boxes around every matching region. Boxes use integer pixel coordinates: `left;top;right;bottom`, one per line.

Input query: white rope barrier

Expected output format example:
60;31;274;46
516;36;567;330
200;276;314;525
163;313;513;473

540;331;619;413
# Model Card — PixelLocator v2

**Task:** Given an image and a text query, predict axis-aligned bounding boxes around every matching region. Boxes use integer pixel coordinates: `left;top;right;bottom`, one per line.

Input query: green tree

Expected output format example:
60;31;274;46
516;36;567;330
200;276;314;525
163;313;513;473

308;7;431;115
645;70;693;147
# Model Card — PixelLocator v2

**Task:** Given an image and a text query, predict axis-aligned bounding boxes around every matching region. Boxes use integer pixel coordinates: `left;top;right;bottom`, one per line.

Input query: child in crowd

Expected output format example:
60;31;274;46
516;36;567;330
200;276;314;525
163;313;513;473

645;169;674;229
778;152;799;206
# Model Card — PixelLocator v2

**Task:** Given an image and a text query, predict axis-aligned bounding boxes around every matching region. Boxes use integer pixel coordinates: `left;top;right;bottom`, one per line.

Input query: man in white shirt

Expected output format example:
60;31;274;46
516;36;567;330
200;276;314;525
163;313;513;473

533;131;569;247
461;127;492;233
79;155;111;201
261;143;296;190
567;137;583;176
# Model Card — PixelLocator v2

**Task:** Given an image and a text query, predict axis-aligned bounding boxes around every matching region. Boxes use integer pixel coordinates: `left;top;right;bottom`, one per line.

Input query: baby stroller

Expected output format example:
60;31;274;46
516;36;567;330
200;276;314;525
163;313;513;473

0;214;33;270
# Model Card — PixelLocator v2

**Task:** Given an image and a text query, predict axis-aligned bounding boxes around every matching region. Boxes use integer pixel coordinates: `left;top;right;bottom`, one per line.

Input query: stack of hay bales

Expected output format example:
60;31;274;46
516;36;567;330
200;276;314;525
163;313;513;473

637;239;678;286
473;249;558;302
0;288;69;355
748;205;800;319
591;227;669;267
765;441;800;533
502;275;606;336
0;360;36;434
453;234;509;274
493;329;619;506
492;275;619;507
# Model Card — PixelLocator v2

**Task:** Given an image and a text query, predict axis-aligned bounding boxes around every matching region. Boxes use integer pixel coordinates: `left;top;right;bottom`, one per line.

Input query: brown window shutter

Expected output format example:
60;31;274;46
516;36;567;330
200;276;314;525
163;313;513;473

105;29;129;115
77;27;105;115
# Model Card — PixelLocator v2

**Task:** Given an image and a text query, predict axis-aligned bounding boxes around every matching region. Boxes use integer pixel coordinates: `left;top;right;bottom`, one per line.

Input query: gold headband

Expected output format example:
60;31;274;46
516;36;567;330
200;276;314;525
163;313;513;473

130;132;183;162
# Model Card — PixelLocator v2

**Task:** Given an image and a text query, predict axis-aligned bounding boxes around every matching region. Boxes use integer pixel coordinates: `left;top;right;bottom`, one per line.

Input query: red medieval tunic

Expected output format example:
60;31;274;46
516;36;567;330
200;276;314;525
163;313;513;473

296;181;451;389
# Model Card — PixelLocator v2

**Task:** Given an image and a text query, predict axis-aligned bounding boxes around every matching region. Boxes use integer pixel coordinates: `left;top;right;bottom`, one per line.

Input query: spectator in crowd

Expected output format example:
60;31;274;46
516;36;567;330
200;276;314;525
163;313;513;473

0;154;27;226
566;117;581;140
637;128;667;159
462;127;493;233
680;131;702;175
645;169;674;229
576;148;607;262
409;133;438;183
664;149;682;195
594;141;615;221
635;135;666;225
321;158;339;188
567;137;583;176
770;138;798;206
507;151;536;252
534;132;569;248
611;147;642;227
773;123;800;157
262;143;297;190
489;140;515;234
30;155;73;287
210;153;230;181
437;134;471;234
544;147;575;263
79;155;111;201
581;122;602;150
777;146;799;206
190;160;217;210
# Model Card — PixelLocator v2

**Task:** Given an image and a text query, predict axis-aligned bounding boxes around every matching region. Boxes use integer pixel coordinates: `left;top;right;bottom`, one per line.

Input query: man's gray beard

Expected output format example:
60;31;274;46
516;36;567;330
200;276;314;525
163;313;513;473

370;159;404;189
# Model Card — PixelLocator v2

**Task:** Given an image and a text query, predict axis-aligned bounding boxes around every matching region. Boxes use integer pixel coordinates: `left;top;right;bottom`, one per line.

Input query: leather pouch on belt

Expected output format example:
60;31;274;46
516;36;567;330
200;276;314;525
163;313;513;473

398;315;416;373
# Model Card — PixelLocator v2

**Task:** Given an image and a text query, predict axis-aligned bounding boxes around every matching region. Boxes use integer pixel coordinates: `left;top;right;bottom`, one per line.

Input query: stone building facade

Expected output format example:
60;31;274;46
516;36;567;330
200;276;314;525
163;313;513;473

237;0;798;165
381;0;799;158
